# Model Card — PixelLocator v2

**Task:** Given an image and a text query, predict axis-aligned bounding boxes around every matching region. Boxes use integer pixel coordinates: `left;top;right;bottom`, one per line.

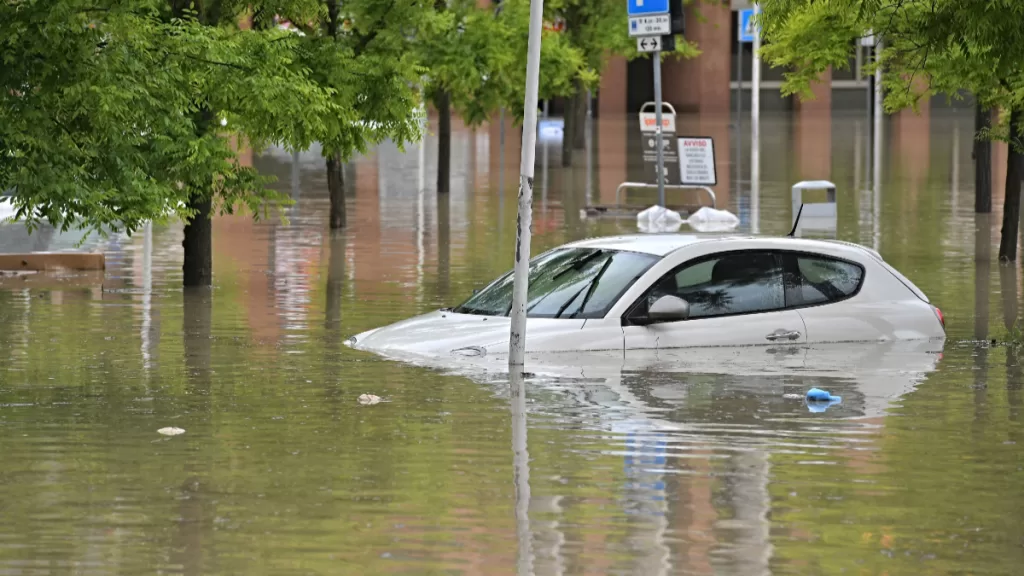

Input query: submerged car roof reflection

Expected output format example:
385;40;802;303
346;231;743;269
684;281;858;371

362;339;943;422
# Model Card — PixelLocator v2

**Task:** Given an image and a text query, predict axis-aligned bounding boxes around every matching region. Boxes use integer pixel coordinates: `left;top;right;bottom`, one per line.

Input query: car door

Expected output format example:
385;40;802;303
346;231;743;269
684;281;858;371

779;251;894;343
622;250;807;350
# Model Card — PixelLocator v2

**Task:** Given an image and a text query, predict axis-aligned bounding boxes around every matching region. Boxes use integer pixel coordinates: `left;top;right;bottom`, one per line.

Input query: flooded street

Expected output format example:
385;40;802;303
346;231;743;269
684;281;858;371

2;110;1024;575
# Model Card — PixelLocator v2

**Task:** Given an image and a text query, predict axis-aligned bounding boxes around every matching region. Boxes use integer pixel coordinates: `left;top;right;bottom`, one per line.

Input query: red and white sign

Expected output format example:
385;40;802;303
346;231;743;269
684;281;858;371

677;137;717;186
639;112;676;133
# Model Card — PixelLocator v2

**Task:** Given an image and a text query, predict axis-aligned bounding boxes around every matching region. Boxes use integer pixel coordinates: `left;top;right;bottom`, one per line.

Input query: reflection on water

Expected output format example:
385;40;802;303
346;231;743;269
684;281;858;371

2;109;1024;574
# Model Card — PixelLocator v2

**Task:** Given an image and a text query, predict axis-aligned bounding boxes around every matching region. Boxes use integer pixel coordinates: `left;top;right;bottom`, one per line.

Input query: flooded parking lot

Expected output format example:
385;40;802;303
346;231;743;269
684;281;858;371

1;111;1023;574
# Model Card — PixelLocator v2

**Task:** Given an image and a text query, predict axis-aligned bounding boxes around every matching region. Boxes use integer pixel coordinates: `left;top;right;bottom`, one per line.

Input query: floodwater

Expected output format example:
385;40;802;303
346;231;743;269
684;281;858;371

1;109;1023;575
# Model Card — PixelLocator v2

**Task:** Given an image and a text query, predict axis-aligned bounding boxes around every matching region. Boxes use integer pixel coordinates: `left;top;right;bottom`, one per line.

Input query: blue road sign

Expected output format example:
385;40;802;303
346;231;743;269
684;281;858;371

739;8;756;43
627;0;670;17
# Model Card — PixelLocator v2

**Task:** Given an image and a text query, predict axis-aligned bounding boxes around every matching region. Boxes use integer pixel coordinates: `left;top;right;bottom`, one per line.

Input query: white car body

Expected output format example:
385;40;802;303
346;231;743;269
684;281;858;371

348;234;946;359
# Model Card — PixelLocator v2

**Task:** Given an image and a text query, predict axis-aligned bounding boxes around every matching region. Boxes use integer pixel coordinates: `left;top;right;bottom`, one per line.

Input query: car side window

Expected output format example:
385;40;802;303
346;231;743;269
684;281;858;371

784;254;863;306
645;251;785;319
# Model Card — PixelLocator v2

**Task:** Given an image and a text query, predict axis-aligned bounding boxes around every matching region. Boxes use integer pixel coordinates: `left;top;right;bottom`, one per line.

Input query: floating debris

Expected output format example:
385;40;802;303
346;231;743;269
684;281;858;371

805;388;843;413
358;394;382;406
157;427;186;436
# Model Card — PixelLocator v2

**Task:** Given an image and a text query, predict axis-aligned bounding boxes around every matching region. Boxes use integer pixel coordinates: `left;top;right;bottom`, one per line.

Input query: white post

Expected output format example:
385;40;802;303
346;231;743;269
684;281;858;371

509;0;544;369
872;39;883;251
653;51;666;207
751;3;761;234
510;370;534;574
141;220;153;371
751;3;761;148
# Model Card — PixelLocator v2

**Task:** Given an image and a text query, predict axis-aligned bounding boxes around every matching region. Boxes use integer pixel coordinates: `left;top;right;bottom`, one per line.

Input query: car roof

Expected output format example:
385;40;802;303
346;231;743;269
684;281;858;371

561;233;883;260
562;233;747;256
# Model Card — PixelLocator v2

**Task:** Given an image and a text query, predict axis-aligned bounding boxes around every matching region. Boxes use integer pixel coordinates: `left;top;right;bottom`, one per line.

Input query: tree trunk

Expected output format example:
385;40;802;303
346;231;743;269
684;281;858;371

327;153;345;229
182;106;215;286
437;190;450;299
325;230;345;335
975;104;993;213
998;109;1023;262
182;192;213;286
572;81;587;151
436;89;451;195
562;92;576;167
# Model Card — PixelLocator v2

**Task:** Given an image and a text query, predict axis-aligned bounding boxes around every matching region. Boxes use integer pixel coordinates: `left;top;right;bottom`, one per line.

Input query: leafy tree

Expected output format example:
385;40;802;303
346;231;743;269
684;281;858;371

757;0;1024;260
287;1;427;230
542;0;699;166
417;0;589;194
0;0;403;285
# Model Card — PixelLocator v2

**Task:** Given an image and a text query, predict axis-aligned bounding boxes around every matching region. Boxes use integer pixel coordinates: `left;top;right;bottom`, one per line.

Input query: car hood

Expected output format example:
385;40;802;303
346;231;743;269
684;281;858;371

347;310;588;358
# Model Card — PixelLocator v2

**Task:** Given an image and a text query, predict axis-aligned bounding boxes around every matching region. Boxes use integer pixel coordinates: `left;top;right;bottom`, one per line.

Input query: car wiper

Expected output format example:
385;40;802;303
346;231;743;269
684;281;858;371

557;256;613;319
552;250;604;280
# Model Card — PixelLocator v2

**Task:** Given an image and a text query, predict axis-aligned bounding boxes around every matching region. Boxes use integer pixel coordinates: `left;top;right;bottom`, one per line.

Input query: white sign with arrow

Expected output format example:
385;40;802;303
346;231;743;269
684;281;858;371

636;36;662;53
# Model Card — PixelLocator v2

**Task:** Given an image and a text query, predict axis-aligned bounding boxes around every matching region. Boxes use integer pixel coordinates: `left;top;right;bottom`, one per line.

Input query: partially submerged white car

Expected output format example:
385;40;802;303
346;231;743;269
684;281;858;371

347;234;946;358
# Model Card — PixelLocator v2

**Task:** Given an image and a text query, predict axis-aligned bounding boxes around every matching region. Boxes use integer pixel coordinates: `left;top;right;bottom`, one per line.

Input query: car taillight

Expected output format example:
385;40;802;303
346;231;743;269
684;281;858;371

932;306;945;330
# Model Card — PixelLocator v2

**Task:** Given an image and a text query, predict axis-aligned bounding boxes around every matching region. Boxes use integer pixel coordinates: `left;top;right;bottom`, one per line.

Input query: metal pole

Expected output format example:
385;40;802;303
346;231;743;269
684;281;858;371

510;370;534;574
141;220;153;371
873;38;883;193
751;4;761;234
509;0;544;369
873;39;883;252
653;50;666;207
751;4;761;148
736;32;743;128
499;108;506;235
736;31;743;195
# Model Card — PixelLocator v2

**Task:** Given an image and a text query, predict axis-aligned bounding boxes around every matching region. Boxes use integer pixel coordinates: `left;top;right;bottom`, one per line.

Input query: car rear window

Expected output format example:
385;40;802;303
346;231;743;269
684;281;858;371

789;255;863;306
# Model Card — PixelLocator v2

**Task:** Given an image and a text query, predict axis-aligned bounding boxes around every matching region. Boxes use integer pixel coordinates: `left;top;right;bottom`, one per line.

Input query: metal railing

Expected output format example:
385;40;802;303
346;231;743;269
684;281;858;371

614;182;717;209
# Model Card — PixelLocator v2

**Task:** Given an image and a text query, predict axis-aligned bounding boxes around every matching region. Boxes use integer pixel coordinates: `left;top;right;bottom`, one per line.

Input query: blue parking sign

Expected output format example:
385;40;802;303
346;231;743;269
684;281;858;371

627;0;670;17
739;8;756;43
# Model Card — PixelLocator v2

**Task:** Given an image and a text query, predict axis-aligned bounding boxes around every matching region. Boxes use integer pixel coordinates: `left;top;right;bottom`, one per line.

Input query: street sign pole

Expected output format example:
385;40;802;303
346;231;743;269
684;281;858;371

628;0;673;207
653;50;665;207
736;30;743;131
751;4;761;234
508;0;545;370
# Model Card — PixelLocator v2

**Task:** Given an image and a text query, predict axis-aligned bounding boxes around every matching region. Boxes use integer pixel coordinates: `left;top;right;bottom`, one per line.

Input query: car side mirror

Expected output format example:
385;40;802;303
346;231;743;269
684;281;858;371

648;295;690;323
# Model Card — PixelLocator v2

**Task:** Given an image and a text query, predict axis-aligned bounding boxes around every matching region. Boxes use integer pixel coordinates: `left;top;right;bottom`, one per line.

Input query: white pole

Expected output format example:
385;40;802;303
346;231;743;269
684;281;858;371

509;0;544;369
510;370;534;574
873;39;883;251
653;51;666;207
751;4;761;148
751;4;761;234
141;220;153;371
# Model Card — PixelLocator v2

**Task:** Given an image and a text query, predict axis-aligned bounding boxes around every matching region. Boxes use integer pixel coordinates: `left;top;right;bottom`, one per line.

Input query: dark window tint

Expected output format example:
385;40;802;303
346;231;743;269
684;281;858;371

646;251;784;319
786;255;863;306
454;248;658;318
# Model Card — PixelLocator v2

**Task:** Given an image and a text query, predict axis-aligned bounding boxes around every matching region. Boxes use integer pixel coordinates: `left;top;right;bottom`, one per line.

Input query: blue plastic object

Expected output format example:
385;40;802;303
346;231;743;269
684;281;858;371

805;387;833;401
805;388;842;413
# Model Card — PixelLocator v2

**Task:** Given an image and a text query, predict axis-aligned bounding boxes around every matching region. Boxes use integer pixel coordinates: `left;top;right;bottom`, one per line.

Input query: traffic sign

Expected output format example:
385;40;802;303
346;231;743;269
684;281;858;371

629;14;671;37
678;137;717;186
637;36;661;53
627;0;670;17
639;110;676;133
642;135;680;186
739;9;756;43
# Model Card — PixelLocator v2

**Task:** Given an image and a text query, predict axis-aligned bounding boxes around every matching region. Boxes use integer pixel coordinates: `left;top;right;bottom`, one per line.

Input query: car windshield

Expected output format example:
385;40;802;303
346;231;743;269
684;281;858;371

453;248;659;318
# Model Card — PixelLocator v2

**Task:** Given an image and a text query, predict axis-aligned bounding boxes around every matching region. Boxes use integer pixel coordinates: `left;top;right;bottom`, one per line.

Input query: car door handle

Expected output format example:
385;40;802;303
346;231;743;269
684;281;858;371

765;329;801;342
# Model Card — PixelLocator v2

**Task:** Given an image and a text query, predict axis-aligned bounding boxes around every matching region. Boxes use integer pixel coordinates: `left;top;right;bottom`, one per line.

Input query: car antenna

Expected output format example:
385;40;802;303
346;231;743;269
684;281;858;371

787;204;804;237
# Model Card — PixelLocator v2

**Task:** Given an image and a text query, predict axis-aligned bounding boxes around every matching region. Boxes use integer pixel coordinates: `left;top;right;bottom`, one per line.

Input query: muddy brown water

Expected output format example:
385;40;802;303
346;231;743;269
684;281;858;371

1;112;1023;575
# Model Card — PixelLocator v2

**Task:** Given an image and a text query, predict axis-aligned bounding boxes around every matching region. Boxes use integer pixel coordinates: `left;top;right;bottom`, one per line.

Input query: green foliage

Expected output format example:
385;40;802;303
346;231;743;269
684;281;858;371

1000;319;1024;349
547;0;697;71
292;1;429;160
758;0;1024;143
0;0;414;236
415;0;591;127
